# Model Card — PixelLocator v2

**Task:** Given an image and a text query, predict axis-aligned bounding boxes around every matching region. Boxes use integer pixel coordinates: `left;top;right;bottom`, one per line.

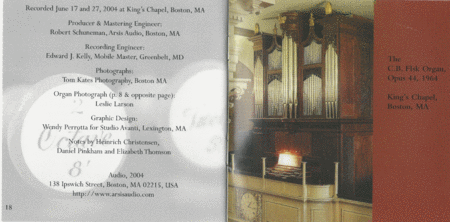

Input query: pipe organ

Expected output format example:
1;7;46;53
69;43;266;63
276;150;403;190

251;11;372;120
242;9;373;203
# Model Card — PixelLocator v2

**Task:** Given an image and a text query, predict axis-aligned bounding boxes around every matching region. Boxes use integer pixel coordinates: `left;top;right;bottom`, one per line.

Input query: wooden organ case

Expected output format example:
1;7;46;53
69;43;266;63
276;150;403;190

244;10;373;203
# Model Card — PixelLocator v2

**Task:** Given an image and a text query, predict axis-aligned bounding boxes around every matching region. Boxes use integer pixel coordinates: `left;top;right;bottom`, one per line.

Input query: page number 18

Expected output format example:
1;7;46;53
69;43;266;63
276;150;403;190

5;205;12;210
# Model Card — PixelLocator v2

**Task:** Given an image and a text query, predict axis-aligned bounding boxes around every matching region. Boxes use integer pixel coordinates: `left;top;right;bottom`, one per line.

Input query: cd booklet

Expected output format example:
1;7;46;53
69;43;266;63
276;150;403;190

2;0;449;221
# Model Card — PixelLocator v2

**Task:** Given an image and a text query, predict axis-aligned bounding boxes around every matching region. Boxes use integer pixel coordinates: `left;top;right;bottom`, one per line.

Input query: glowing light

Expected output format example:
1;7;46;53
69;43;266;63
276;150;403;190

278;153;301;167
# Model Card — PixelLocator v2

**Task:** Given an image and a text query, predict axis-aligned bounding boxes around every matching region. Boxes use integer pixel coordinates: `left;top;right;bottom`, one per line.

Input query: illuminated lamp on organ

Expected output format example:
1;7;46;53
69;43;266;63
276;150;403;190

277;152;302;167
265;151;308;181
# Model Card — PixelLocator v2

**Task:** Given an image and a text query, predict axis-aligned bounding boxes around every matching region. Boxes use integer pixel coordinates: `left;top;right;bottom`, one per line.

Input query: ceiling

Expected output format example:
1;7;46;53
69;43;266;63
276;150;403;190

260;0;374;20
235;0;374;31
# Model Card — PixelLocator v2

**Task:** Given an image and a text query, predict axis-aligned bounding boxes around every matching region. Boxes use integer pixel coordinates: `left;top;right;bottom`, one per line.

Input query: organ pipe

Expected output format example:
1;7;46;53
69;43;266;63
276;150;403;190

294;39;298;118
304;41;322;65
282;35;287;117
325;44;338;119
268;78;283;116
303;74;322;116
254;57;264;118
281;34;298;118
